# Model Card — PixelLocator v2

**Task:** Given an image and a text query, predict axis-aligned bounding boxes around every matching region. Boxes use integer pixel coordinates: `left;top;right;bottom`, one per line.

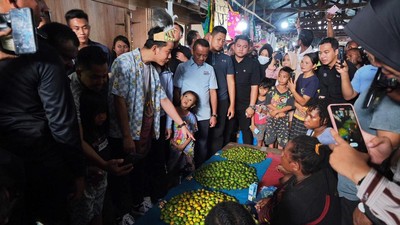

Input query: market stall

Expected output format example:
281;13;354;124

136;143;280;225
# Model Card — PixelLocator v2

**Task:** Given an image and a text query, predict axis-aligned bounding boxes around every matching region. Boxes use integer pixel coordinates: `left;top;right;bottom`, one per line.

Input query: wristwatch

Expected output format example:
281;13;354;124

177;121;187;128
248;105;256;110
358;202;366;213
211;114;218;118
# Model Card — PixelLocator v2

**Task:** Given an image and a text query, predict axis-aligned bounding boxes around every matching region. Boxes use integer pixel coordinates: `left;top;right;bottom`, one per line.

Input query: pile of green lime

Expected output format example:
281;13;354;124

160;189;236;225
220;146;266;164
194;160;258;190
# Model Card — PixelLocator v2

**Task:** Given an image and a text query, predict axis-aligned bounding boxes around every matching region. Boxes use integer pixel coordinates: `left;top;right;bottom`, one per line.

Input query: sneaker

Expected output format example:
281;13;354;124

118;213;135;225
131;197;153;216
143;196;153;209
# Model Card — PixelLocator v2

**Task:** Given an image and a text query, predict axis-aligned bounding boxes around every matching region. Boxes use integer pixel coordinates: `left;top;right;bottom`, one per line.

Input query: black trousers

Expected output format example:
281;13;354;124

226;108;254;145
147;115;169;201
194;120;210;168
208;99;230;156
106;137;133;218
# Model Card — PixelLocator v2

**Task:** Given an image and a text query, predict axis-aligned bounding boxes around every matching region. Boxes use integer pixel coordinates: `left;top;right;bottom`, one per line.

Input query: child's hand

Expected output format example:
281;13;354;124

171;140;185;152
176;144;185;152
276;112;286;118
170;140;178;148
267;104;277;111
165;129;172;140
250;124;255;132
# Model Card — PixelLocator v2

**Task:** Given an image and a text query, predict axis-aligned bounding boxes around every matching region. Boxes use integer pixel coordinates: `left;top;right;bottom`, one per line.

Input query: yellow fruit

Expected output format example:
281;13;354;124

221;146;266;164
160;189;237;225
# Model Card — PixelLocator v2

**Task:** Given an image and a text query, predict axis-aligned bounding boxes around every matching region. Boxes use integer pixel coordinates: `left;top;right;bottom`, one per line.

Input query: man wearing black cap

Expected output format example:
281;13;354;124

329;0;400;224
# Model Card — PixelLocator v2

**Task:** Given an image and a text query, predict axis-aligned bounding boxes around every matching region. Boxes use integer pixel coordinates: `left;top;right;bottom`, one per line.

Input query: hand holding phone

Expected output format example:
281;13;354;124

0;8;37;54
338;46;345;65
10;8;38;54
328;103;367;152
327;5;340;14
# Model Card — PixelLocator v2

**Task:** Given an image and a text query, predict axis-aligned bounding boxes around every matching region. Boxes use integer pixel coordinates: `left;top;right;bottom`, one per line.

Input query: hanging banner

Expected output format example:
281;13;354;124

202;0;212;35
214;0;229;37
227;10;241;41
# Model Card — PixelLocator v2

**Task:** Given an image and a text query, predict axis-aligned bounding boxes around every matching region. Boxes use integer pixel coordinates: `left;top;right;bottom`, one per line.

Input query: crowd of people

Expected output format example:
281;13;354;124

0;0;399;225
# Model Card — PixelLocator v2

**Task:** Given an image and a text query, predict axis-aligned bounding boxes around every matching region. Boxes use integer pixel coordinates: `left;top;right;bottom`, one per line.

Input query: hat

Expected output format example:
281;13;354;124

344;0;400;72
298;29;314;47
259;44;273;58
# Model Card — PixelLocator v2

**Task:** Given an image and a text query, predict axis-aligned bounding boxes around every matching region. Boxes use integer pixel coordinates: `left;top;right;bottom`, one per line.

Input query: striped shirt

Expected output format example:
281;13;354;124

357;160;400;225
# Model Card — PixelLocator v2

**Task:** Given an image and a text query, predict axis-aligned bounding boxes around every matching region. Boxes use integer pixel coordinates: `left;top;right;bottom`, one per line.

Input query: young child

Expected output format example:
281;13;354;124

251;78;274;146
288;52;320;140
168;90;199;174
265;52;298;84
264;67;295;149
71;90;111;225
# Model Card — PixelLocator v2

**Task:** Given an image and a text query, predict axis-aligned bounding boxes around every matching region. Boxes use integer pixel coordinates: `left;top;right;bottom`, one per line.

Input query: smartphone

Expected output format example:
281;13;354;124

338;46;345;65
327;103;367;152
290;72;295;81
274;51;283;61
9;8;38;54
327;5;340;14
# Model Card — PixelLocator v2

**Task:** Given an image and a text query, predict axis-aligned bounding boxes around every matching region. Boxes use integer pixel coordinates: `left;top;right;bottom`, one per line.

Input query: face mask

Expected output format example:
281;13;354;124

258;55;270;65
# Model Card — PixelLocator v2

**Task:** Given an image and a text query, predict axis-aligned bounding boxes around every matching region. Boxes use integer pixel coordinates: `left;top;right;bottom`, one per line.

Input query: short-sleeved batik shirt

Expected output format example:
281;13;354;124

108;48;167;140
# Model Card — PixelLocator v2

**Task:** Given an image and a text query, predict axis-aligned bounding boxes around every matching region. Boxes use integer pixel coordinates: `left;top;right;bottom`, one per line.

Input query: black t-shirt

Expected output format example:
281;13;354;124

169;44;192;73
270;169;341;225
317;60;357;103
232;55;261;110
206;51;235;100
259;61;271;80
83;128;111;161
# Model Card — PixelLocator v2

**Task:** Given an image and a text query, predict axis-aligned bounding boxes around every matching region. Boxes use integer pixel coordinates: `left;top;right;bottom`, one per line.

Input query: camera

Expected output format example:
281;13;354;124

0;8;38;54
363;68;399;109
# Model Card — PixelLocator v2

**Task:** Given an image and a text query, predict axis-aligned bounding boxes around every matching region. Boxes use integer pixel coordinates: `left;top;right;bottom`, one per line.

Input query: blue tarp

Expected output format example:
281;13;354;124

136;151;272;225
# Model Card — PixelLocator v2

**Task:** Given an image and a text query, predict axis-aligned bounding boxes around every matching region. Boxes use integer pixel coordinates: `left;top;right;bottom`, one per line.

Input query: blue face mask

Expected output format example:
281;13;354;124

258;55;270;65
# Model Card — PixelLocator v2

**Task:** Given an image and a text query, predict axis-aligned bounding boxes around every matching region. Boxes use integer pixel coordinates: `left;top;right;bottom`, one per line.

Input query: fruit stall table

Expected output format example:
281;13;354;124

135;143;279;225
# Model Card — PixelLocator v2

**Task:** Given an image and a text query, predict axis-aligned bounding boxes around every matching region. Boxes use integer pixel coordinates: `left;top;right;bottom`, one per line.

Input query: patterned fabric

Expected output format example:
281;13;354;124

267;86;294;111
264;115;290;147
108;48;167;140
254;99;269;125
70;168;107;225
253;123;268;141
289;117;308;140
171;112;198;157
264;86;294;147
69;72;83;122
